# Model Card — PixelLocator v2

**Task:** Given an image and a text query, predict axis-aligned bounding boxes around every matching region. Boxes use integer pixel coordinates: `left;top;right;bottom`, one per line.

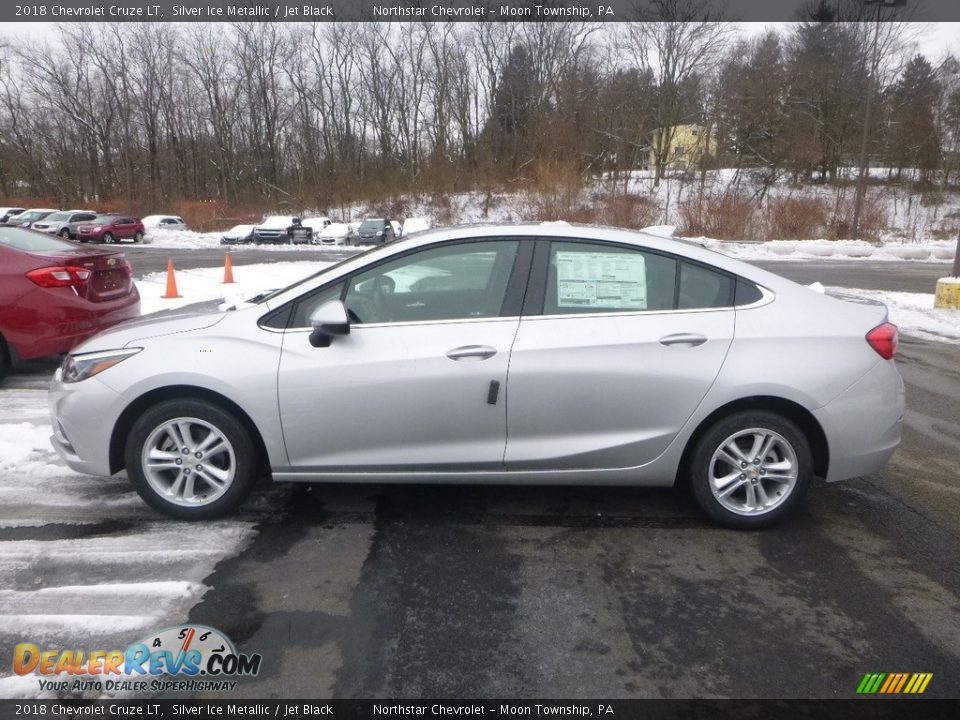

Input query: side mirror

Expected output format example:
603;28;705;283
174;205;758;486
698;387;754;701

308;300;350;348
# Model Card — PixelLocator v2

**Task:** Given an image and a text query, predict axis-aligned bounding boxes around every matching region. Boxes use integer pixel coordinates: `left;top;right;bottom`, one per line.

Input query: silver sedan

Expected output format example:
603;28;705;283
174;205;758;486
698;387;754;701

48;224;904;529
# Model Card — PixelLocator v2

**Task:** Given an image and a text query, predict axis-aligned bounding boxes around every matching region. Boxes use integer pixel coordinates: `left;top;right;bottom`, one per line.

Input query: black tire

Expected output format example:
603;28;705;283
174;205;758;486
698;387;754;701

124;398;258;520
59;228;71;239
687;410;812;530
102;232;114;244
133;231;143;243
0;336;10;382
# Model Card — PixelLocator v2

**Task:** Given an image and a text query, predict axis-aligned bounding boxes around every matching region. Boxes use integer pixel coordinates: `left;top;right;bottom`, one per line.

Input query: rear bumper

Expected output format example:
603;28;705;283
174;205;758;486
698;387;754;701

5;286;141;362
814;359;905;482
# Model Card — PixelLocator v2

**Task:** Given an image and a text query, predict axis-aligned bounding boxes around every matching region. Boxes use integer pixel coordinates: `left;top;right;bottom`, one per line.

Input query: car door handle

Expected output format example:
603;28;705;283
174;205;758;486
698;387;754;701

659;333;708;347
446;345;497;361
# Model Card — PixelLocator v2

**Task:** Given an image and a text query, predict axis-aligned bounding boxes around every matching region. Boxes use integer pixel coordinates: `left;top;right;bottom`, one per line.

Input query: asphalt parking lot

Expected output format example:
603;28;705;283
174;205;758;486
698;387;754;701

0;255;958;699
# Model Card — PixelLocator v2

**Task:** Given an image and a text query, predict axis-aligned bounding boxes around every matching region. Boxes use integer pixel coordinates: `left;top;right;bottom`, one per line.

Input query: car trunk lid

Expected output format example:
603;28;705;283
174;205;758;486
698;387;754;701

29;247;133;302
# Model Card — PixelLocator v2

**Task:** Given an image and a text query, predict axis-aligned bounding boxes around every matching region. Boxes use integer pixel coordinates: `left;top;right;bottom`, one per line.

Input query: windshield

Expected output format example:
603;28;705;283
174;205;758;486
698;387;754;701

360;220;384;232
0;227;78;252
89;215;117;225
45;212;70;222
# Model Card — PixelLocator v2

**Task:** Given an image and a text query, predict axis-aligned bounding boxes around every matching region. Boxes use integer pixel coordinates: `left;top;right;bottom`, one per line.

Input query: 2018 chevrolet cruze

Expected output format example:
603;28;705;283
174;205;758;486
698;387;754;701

49;224;904;528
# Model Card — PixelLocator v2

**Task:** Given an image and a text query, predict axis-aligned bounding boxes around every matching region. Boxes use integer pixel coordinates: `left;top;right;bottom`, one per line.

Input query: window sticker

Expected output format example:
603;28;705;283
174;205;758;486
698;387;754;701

555;251;647;309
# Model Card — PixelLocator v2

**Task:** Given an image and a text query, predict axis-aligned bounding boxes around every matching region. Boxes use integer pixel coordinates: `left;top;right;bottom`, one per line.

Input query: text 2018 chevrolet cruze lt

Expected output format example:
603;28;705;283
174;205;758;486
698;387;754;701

49;224;904;528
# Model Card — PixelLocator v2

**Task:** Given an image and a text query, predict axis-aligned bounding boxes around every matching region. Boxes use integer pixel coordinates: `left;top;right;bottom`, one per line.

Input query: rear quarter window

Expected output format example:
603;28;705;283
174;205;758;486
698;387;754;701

678;262;734;309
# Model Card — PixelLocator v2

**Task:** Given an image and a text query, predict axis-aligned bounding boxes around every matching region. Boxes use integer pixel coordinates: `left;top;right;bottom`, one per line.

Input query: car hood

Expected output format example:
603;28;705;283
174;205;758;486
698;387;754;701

71;301;227;353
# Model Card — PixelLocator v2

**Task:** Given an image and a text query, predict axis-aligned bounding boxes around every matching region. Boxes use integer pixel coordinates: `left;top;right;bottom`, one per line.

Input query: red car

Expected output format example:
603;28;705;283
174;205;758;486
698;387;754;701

76;214;146;244
0;227;141;379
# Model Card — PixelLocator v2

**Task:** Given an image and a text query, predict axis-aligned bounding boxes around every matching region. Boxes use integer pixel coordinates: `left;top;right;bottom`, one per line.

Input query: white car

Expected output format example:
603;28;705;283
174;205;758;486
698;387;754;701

10;208;58;228
220;224;256;245
314;222;353;246
0;207;26;223
142;215;187;231
304;216;331;230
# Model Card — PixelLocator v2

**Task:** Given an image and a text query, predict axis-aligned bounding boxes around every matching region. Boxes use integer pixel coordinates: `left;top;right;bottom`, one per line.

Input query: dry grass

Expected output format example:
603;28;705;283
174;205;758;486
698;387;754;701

677;191;757;240
765;196;830;239
828;195;888;242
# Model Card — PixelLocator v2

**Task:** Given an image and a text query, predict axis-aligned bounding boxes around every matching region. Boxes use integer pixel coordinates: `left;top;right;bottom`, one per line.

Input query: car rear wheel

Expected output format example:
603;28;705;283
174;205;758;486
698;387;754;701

102;232;114;244
688;410;812;529
125;399;258;520
133;231;143;243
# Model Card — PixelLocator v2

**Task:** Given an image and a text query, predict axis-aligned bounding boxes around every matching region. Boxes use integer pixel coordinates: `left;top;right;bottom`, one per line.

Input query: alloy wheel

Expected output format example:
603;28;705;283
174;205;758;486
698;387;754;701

141;417;236;507
708;428;799;516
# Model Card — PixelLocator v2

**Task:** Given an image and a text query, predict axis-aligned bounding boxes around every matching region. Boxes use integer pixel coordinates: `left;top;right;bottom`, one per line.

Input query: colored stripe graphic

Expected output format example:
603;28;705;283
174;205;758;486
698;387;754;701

857;672;932;694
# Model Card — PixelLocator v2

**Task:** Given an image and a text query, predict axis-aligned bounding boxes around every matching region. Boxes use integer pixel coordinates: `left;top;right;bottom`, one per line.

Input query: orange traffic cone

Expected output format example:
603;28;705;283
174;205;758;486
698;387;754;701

162;258;181;299
223;252;235;284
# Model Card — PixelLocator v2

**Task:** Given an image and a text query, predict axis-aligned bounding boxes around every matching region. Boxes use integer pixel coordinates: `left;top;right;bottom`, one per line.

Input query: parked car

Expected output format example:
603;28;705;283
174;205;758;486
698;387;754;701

141;215;187;231
401;217;431;237
48;223;904;527
0;207;26;224
76;215;146;244
31;210;99;239
252;216;306;244
355;218;397;245
5;208;58;228
220;224;256;245
0;226;140;381
314;222;354;246
303;216;332;242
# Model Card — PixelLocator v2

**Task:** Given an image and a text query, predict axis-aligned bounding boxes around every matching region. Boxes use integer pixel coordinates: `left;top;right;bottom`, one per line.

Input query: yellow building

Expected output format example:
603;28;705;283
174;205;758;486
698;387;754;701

648;124;715;171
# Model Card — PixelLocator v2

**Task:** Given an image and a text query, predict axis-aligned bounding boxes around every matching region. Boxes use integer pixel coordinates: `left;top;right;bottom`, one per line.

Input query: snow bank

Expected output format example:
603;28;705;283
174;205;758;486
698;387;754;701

142;228;351;251
701;238;955;263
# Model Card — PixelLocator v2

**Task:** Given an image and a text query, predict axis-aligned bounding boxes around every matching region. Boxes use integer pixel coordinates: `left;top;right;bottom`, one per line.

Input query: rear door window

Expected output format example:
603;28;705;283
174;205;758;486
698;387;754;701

544;242;677;314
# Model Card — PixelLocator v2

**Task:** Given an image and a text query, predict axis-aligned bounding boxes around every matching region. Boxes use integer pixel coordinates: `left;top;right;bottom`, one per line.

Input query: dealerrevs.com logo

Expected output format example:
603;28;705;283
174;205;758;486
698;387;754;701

13;624;262;694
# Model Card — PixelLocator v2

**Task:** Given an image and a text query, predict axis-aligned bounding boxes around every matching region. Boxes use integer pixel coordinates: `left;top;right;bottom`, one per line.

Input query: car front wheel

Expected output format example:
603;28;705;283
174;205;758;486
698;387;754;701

102;232;114;244
133;231;143;243
688;410;812;529
58;229;71;239
125;399;258;520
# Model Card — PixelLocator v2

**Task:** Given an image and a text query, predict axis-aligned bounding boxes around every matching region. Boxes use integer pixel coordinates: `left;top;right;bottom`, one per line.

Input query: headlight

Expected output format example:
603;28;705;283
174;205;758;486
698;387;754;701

376;230;383;237
61;348;141;383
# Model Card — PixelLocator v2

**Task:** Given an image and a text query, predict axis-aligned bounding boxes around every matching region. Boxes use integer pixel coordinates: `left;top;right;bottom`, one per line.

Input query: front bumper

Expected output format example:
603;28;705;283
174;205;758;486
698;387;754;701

49;368;126;477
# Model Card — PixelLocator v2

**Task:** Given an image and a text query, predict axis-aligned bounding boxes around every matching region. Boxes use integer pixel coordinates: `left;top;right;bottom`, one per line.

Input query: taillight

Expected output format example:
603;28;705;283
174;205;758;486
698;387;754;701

26;266;93;288
866;322;898;359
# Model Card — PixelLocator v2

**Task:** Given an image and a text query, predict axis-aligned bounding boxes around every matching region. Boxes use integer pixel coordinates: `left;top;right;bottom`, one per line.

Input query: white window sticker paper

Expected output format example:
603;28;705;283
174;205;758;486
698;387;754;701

556;251;648;309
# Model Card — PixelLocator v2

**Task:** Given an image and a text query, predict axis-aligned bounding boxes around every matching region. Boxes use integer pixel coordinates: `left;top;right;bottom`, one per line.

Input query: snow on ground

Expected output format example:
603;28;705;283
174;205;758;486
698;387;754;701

701;237;956;263
827;287;960;345
0;380;258;698
136;260;333;314
143;228;351;252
